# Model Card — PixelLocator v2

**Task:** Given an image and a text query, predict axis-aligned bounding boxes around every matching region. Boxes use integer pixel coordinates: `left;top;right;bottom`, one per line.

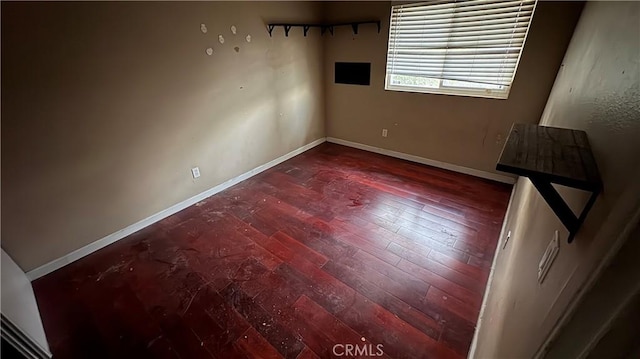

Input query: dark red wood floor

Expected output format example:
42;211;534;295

33;143;512;359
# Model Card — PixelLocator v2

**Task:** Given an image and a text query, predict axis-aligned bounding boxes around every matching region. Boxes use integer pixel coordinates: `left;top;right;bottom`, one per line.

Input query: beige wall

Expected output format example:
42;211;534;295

1;2;325;271
473;2;640;358
323;1;582;176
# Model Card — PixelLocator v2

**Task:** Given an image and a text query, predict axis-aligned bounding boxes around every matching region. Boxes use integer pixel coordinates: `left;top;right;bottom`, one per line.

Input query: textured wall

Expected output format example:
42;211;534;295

545;222;640;358
473;2;640;357
1;2;325;271
323;1;582;176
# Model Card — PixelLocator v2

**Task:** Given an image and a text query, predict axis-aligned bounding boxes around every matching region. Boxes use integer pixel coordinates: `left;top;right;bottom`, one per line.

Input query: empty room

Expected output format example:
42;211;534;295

1;1;639;358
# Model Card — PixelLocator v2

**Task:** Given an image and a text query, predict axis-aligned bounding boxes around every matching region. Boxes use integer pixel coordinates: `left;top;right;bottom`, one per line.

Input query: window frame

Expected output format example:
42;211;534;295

384;0;537;100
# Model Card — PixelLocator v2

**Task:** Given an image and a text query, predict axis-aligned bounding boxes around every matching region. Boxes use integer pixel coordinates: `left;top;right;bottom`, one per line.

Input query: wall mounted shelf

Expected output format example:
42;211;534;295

496;123;602;243
267;20;381;37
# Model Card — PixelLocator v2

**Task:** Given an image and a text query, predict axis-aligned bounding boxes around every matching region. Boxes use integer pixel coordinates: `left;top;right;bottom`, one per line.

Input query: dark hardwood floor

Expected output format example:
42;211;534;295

33;143;512;359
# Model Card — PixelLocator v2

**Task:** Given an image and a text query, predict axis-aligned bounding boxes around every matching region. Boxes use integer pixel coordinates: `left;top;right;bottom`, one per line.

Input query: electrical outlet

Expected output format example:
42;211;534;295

191;167;201;179
502;230;511;249
382;129;388;137
538;230;560;284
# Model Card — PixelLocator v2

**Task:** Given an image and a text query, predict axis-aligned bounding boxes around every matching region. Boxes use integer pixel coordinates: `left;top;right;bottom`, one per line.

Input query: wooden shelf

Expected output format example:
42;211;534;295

267;20;381;37
496;123;602;243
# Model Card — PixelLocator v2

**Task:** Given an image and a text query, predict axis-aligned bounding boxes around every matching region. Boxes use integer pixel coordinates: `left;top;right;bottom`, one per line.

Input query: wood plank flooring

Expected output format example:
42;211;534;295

32;143;512;358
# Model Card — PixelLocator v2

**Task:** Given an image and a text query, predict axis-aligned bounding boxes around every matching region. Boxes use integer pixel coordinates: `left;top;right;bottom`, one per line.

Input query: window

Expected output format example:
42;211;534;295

385;0;537;99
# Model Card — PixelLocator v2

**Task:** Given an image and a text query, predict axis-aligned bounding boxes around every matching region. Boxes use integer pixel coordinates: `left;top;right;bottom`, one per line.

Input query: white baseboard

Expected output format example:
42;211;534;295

467;181;518;359
26;138;327;281
326;137;516;185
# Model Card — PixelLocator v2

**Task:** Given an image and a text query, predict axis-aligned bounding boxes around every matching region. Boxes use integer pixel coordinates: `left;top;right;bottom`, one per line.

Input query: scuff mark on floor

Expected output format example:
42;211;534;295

95;260;132;282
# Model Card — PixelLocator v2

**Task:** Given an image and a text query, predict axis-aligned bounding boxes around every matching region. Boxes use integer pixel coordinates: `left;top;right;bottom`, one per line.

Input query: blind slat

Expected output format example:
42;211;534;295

395;0;535;14
387;63;518;70
390;31;527;42
391;6;534;22
389;59;518;65
387;52;520;59
390;11;533;25
389;16;532;31
389;27;528;39
388;68;517;77
390;38;526;48
389;48;523;55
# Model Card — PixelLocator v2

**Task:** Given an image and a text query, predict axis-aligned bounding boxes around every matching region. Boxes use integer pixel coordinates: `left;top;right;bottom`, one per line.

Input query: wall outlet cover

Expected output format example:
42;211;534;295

191;167;201;179
538;230;560;284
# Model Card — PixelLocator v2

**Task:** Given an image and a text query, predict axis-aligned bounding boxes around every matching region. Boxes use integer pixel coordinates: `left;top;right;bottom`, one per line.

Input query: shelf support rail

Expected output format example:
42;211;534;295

529;178;601;243
267;21;381;37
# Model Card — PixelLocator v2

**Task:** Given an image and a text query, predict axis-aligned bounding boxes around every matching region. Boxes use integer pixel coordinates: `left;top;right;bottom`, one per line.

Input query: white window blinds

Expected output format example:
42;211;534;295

385;0;537;99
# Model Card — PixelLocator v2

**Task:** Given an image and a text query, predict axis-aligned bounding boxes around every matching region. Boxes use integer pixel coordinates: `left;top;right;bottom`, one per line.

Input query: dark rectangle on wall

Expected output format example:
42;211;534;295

335;62;371;85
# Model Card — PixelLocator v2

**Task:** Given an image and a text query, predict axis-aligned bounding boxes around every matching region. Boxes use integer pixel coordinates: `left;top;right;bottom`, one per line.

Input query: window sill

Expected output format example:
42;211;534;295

384;85;510;100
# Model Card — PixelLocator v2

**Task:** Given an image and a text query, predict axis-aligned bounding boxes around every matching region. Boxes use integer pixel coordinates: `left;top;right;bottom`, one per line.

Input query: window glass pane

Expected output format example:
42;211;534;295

442;79;504;91
390;75;440;89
